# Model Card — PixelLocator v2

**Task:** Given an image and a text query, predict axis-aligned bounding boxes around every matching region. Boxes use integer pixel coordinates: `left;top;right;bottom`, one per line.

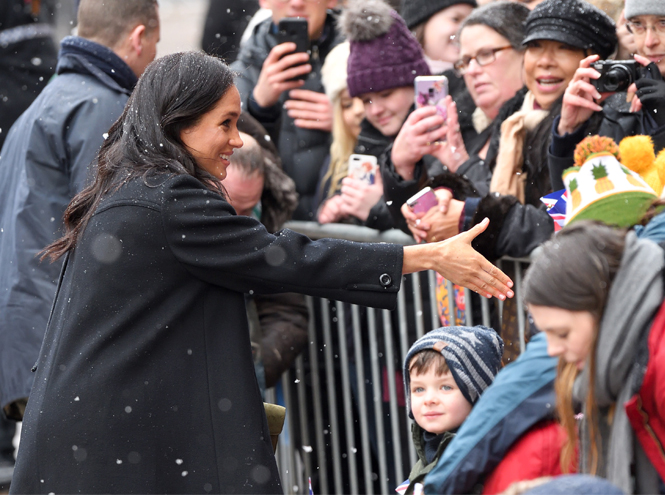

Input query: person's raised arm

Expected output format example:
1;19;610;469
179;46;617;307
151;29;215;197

402;218;514;300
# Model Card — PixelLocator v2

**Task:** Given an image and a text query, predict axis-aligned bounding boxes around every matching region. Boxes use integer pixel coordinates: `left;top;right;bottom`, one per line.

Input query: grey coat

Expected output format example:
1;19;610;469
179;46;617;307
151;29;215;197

230;13;343;221
0;44;131;414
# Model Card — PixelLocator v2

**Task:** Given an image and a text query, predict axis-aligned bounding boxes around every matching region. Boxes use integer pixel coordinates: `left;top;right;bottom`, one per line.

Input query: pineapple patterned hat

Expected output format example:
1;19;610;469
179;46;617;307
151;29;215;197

563;136;658;228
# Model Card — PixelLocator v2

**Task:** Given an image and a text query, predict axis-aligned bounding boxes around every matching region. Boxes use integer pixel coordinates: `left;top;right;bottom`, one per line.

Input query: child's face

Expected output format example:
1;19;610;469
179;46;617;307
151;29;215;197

409;365;472;435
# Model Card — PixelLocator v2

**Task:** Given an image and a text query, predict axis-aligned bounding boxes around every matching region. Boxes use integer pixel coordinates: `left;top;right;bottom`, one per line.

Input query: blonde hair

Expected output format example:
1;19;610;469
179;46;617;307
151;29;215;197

321;97;359;199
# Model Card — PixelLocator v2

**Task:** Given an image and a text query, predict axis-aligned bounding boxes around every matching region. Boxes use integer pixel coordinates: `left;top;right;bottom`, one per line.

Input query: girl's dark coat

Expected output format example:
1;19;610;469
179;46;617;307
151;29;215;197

10;173;402;494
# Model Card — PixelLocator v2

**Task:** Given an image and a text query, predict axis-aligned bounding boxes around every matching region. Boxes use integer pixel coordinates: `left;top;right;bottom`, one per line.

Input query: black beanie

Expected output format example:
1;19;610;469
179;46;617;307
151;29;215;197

522;0;617;60
400;0;478;30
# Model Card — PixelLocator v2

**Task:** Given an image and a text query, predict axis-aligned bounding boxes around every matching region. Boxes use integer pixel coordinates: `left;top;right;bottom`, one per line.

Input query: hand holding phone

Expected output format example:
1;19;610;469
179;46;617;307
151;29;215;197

347;154;379;184
414;76;449;120
276;18;310;82
406;187;439;214
252;19;310;108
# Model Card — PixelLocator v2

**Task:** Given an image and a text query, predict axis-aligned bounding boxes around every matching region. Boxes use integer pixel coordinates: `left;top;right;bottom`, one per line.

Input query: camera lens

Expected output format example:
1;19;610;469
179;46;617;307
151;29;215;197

603;66;632;92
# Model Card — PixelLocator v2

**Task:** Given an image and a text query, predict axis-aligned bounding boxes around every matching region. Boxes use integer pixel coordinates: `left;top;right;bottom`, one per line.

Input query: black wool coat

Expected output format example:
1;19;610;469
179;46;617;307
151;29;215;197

11;173;403;495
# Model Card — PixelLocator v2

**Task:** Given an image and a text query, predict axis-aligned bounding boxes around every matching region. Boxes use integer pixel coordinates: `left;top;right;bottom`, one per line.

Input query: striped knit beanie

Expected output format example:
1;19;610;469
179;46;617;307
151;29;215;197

403;326;504;417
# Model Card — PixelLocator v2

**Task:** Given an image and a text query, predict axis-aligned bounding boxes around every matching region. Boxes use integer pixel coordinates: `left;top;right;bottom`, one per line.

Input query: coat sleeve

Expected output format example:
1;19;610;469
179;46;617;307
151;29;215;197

469;195;554;260
161;175;403;309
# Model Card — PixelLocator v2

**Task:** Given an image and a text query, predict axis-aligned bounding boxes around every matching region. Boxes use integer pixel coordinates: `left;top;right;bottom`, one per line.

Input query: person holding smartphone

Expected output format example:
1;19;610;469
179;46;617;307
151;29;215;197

231;0;342;221
548;0;665;192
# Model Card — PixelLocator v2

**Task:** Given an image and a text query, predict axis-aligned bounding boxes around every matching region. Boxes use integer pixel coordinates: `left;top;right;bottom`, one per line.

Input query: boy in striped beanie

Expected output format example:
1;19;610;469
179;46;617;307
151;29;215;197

398;326;503;495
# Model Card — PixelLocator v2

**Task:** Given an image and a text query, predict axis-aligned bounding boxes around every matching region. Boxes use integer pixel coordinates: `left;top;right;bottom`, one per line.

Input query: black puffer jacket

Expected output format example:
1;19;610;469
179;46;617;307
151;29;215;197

231;13;344;220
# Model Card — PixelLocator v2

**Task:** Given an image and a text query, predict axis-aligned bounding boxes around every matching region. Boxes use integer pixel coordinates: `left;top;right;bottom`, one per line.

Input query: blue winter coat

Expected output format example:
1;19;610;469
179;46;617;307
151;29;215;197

0;40;131;412
423;332;558;494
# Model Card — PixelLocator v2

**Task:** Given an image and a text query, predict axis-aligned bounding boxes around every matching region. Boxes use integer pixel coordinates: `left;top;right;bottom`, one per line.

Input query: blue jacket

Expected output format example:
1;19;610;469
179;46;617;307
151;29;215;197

424;333;558;494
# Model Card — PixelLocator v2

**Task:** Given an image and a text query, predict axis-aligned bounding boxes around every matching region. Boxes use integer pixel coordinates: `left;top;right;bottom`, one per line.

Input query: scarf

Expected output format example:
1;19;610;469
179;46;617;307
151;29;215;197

471;106;493;135
573;233;664;494
58;36;137;92
489;91;548;203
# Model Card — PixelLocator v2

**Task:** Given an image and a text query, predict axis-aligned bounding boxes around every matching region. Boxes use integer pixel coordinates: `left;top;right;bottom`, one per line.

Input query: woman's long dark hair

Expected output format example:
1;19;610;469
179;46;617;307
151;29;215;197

43;51;235;261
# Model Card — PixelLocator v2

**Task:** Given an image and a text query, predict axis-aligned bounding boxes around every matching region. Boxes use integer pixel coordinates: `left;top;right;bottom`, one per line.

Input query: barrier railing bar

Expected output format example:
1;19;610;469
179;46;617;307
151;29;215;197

411;273;425;340
295;354;312;491
464;288;474;327
481;296;491;328
351;304;374;495
514;261;526;354
320;299;343;494
427;270;439;330
446;279;455;326
281;370;298;493
382;308;404;486
305;296;329;495
335;302;359;495
368;308;389;495
397;288;418;467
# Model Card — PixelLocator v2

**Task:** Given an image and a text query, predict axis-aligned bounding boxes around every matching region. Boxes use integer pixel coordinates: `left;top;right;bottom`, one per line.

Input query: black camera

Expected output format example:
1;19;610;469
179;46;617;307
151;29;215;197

591;60;657;93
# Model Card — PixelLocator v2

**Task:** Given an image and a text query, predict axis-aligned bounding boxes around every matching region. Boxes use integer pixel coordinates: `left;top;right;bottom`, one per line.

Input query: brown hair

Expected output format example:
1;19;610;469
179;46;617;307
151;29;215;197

77;0;159;49
409;350;450;377
523;221;626;474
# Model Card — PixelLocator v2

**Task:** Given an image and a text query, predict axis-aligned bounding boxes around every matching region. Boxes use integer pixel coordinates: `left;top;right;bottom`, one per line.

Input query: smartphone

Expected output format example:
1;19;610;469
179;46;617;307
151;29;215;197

414;75;449;120
276;18;310;81
406;187;439;214
348;154;379;184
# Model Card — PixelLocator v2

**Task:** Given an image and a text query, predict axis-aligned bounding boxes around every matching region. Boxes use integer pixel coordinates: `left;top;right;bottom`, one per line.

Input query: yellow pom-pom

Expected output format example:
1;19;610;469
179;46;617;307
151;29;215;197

573;136;620;167
655;148;665;187
642;168;662;196
619;135;655;174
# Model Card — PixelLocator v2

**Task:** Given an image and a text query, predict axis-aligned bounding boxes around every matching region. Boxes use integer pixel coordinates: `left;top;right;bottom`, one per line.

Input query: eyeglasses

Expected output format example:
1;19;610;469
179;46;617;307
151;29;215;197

626;18;665;37
453;46;513;75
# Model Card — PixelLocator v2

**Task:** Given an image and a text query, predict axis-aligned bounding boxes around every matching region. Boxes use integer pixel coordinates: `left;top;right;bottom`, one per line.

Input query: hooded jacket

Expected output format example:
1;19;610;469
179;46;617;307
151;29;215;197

231;13;344;221
423;333;559;494
0;37;134;416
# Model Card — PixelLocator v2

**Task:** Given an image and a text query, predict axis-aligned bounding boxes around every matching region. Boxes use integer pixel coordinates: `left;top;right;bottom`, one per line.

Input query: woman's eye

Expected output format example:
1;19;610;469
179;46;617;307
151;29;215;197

221;120;230;127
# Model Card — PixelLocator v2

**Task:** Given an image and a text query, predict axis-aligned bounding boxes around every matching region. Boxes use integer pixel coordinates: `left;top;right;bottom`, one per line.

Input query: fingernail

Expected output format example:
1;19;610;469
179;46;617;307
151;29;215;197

497;294;505;300
508;290;514;298
507;281;514;288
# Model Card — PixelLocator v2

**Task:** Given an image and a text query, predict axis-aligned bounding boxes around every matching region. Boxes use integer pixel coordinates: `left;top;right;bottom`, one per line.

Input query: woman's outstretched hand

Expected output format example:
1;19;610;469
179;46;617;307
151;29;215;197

402;218;514;300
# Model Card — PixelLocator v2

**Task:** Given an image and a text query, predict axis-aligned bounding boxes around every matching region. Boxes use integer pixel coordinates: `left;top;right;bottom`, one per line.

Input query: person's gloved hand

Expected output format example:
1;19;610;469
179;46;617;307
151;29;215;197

635;78;665;127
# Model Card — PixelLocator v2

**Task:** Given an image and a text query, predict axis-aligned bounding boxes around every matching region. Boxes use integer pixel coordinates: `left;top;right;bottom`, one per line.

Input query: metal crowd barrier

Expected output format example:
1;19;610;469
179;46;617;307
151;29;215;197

266;222;532;495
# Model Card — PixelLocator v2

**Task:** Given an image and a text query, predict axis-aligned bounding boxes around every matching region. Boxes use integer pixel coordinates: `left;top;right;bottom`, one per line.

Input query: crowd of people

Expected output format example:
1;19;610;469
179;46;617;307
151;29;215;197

0;0;665;492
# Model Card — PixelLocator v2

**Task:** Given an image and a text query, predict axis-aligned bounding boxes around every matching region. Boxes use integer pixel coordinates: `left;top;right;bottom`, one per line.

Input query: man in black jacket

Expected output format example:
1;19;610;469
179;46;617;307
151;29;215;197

0;0;159;431
231;0;342;220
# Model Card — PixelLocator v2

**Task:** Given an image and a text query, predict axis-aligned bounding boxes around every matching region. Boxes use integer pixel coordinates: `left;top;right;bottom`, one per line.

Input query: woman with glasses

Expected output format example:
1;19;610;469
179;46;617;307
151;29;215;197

549;0;665;191
382;2;528;234
386;0;616;261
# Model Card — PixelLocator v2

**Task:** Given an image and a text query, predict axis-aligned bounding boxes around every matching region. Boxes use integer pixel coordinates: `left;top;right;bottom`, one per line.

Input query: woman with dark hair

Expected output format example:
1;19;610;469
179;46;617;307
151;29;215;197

524;221;665;494
9;51;512;494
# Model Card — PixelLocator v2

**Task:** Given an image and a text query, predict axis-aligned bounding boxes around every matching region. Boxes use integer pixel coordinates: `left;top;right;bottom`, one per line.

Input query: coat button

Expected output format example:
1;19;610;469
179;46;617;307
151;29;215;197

379;273;392;287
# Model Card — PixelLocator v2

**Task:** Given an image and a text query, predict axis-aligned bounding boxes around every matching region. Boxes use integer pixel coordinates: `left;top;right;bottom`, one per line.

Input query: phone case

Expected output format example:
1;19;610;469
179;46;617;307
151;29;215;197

276;19;309;82
414;76;449;119
407;187;439;214
348;154;378;184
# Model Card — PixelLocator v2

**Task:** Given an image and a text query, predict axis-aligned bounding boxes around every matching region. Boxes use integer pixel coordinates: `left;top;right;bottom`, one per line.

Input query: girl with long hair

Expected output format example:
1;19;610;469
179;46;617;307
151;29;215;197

524;221;665;494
